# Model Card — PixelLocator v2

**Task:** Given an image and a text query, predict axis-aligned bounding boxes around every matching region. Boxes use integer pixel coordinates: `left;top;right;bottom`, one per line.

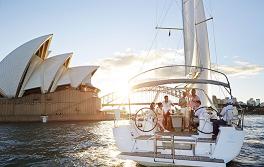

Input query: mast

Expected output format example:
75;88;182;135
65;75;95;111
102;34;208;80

182;0;186;75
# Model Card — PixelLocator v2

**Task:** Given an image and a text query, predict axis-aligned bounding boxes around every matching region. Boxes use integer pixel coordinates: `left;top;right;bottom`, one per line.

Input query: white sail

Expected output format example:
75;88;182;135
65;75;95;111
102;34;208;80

183;0;211;104
194;0;211;74
182;0;195;74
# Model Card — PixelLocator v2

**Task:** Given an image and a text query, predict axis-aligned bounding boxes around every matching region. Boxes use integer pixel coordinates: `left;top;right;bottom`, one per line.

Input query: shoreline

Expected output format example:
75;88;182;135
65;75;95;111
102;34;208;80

243;107;264;115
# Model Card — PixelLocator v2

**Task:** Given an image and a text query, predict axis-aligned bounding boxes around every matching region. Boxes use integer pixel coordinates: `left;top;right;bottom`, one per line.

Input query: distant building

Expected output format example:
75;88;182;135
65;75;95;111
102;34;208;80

238;101;246;106
247;98;256;106
260;102;264;107
256;99;261;106
212;95;238;106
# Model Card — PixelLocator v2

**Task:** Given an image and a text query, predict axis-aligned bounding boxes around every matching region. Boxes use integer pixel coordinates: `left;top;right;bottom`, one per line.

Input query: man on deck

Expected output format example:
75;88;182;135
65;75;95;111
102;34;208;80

212;98;235;139
162;95;174;130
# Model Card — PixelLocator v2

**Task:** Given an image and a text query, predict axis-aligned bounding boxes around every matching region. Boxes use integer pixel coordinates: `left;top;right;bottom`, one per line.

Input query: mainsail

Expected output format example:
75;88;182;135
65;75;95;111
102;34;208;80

182;0;211;103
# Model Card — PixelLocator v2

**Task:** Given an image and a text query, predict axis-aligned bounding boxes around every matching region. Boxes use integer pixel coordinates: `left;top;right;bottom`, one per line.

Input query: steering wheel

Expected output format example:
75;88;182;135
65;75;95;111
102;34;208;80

194;106;218;134
194;106;218;119
134;107;158;132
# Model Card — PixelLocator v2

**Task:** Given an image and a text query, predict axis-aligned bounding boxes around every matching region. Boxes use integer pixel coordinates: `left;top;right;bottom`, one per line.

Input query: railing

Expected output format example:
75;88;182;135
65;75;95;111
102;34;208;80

101;86;182;107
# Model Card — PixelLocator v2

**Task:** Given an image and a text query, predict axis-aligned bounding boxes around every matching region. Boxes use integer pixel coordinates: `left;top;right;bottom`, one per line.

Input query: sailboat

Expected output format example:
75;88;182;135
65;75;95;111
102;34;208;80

112;0;245;166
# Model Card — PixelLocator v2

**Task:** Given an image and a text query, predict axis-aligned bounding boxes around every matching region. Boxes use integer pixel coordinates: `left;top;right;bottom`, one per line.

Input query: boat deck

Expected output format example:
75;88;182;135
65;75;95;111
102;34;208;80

197;137;216;143
120;152;224;163
134;131;216;143
155;131;198;136
135;131;198;140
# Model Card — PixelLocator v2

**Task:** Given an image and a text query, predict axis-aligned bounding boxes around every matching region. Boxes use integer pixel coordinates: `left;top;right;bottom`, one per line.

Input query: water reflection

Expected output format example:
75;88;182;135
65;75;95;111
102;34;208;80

0;116;263;166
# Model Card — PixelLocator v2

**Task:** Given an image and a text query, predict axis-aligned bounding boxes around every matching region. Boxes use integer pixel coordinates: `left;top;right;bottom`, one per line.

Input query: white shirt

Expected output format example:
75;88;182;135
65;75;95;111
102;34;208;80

220;105;234;122
162;100;173;113
194;107;206;119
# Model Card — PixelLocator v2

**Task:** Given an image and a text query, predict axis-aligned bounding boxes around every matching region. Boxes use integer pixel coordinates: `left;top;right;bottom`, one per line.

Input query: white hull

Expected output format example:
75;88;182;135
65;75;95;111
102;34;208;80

118;154;225;167
113;123;245;167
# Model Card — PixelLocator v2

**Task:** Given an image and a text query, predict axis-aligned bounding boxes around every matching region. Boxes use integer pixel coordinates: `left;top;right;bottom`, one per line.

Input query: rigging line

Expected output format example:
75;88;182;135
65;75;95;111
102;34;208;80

157;0;169;24
211;14;218;70
137;0;173;74
212;73;227;97
159;0;174;26
156;0;158;26
203;0;213;18
203;0;218;70
137;30;160;73
176;32;183;50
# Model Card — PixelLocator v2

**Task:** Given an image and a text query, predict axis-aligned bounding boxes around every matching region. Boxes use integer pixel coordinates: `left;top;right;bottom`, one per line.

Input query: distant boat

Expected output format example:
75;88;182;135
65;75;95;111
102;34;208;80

40;115;48;123
112;0;245;166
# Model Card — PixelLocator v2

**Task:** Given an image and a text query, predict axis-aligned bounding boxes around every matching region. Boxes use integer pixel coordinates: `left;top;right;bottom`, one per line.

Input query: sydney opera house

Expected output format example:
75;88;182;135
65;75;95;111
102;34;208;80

0;34;108;122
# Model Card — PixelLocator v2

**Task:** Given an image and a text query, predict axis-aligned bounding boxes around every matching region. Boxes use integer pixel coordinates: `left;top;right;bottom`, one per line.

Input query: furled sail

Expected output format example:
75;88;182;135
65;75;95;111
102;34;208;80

182;0;211;103
182;0;195;74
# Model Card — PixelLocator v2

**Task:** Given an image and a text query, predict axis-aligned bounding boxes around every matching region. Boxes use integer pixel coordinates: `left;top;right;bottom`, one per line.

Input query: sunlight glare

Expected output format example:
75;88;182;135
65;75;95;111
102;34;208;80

115;81;131;98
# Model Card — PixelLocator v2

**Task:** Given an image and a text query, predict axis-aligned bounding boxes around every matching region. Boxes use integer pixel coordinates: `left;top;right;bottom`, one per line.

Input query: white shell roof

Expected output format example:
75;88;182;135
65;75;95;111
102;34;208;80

56;66;99;88
0;34;52;97
23;53;72;93
0;34;100;97
18;55;43;97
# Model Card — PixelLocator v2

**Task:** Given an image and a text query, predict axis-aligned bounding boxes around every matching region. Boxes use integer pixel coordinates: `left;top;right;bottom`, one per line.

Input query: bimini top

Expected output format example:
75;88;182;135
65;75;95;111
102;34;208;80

129;65;231;91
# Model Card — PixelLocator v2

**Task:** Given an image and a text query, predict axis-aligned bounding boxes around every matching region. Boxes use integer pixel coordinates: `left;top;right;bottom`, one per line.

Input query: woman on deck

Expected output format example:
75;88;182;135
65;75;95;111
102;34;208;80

155;102;165;132
178;91;190;130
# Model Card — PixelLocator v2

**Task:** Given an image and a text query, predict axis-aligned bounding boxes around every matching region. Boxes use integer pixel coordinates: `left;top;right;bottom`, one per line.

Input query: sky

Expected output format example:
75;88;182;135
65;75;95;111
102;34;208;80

0;0;263;102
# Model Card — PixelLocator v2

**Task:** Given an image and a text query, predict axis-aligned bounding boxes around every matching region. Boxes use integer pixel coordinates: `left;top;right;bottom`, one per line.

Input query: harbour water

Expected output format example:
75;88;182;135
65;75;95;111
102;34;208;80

0;115;263;167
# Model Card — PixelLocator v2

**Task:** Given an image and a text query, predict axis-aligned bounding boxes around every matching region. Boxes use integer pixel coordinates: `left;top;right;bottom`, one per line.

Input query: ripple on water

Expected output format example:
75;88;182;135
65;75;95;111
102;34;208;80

0;116;264;166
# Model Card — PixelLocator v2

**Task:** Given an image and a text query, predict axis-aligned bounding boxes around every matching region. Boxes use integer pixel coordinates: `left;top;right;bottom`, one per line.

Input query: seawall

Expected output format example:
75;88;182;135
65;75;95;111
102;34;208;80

0;88;115;122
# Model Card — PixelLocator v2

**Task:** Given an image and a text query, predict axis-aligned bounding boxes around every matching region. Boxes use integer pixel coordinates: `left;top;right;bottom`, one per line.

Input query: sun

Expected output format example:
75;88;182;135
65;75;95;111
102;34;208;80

115;81;132;98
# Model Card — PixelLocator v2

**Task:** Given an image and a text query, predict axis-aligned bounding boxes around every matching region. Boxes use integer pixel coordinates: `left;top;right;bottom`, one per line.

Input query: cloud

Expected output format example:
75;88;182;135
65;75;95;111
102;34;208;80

92;49;264;94
93;48;184;94
215;63;264;77
95;49;184;77
95;48;184;72
233;60;250;66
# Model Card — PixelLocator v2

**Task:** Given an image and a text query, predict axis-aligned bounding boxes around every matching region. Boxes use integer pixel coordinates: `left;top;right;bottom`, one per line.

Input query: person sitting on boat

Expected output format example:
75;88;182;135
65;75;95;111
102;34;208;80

162;95;174;131
178;91;190;129
191;100;204;129
149;102;156;118
212;98;235;139
155;102;164;132
189;89;201;110
194;100;206;119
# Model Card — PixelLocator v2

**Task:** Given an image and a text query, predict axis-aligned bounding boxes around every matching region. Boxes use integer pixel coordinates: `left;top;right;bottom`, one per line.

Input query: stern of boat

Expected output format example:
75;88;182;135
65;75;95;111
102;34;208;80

212;126;245;163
